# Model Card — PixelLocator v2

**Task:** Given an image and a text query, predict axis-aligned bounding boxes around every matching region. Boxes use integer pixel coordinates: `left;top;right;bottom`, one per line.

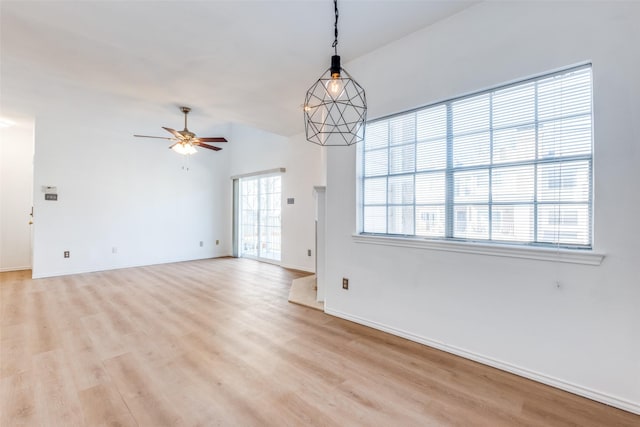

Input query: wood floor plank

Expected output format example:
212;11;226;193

60;329;110;392
32;349;85;427
1;258;638;426
0;323;30;378
28;291;61;355
78;383;138;427
0;371;37;426
103;352;185;426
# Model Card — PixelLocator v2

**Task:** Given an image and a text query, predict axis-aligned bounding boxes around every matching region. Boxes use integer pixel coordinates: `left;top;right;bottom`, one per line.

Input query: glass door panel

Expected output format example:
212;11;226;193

239;175;281;262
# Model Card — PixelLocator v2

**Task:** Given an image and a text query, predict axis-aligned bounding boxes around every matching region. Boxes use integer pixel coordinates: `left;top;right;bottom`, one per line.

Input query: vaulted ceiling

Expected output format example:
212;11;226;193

1;1;475;136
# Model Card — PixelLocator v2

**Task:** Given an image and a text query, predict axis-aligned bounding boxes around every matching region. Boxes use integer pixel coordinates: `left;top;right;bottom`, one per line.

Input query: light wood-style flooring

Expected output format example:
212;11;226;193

1;258;638;426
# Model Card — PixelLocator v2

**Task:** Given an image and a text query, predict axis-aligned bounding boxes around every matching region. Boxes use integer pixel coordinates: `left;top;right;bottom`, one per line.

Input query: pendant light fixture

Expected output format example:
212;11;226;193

304;0;367;146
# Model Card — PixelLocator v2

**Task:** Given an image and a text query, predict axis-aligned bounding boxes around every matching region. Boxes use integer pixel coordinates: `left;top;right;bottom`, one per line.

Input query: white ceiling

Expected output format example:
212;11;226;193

1;0;475;136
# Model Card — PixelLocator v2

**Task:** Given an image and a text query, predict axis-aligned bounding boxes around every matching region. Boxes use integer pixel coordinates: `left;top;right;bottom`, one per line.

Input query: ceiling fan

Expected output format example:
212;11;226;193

134;106;227;155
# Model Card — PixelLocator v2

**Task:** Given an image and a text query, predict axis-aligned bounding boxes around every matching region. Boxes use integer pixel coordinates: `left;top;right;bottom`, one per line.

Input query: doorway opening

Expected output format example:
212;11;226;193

0;116;35;273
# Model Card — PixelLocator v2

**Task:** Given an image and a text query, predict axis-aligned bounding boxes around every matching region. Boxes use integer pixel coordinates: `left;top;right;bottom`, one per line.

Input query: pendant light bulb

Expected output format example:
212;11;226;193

326;76;344;98
325;54;345;98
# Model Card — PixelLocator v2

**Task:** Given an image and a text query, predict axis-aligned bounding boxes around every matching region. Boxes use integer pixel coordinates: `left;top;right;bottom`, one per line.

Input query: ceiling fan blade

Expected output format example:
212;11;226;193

134;134;174;140
162;127;184;139
197;137;228;143
196;142;222;151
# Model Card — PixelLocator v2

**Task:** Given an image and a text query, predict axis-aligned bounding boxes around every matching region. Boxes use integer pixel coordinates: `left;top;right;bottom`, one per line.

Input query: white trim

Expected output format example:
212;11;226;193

325;308;640;415
352;234;604;266
239;254;282;267
280;262;315;273
30;255;232;279
0;266;31;273
230;167;285;180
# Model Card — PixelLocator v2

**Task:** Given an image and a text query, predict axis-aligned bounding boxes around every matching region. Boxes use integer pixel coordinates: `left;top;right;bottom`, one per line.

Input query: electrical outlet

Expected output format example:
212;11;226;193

199;241;203;247
64;251;70;258
112;247;117;254
307;249;312;256
342;278;349;290
216;240;220;245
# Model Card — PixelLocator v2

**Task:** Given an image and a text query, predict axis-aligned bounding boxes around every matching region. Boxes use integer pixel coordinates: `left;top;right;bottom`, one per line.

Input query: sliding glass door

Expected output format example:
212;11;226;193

238;174;281;262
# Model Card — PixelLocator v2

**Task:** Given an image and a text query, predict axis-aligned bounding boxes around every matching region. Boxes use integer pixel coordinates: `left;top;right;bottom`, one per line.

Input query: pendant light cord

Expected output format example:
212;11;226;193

332;0;339;55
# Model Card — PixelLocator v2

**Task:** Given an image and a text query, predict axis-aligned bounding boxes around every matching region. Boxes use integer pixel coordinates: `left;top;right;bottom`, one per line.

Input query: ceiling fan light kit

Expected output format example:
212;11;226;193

134;106;227;155
171;142;198;155
303;0;367;146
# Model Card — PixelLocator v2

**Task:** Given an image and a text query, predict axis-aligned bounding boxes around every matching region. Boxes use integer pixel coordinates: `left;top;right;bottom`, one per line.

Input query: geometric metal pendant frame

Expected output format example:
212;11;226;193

304;67;367;146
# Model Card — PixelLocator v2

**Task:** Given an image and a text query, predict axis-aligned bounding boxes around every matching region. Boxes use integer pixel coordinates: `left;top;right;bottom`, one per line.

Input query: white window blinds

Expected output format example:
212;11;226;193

361;65;593;248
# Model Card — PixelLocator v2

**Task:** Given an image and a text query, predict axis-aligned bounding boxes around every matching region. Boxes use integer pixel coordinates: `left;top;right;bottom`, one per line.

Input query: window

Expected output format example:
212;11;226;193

360;65;592;248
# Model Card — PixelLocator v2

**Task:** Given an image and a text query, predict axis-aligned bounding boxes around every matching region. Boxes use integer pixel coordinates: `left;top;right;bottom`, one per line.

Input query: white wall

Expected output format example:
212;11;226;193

229;123;324;272
0;118;34;271
28;101;323;278
325;1;640;413
31;107;232;278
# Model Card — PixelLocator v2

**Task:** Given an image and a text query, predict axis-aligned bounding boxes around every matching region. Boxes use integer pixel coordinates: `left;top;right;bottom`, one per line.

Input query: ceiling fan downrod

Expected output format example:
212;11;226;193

180;106;191;131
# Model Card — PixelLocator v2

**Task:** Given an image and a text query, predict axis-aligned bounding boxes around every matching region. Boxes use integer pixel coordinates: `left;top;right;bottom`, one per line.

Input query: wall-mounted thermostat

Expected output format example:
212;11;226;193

42;185;58;201
42;185;57;193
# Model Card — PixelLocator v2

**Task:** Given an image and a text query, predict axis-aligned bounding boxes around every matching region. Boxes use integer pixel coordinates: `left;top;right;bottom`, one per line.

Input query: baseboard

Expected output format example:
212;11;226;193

325;308;640;415
31;255;232;279
280;262;315;273
0;266;31;272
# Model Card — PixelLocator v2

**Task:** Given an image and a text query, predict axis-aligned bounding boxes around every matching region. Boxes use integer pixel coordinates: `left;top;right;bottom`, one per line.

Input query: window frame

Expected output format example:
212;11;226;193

358;64;595;251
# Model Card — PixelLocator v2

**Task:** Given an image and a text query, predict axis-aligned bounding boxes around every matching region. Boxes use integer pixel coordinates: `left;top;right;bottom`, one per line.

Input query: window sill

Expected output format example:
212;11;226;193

352;234;604;266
